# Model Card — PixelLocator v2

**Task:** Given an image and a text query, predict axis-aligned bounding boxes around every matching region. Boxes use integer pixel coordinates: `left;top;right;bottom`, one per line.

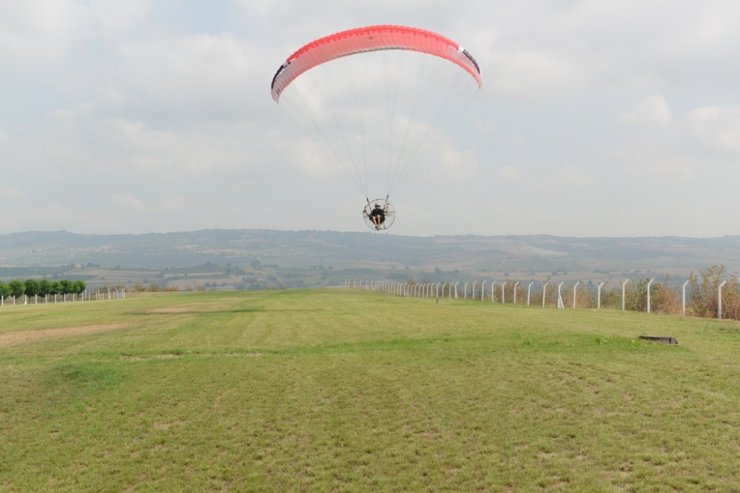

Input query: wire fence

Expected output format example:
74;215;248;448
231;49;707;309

0;289;126;308
344;277;740;321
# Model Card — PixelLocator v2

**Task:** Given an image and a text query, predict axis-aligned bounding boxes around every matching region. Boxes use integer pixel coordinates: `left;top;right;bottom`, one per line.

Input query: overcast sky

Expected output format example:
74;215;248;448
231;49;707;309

2;0;739;237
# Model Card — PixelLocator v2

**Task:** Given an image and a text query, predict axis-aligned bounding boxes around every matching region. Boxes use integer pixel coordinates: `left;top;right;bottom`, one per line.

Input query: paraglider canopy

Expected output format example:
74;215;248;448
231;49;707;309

271;25;481;102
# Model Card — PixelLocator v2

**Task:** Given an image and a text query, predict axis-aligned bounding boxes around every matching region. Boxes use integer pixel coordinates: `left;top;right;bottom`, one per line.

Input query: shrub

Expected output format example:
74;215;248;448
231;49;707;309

687;266;740;320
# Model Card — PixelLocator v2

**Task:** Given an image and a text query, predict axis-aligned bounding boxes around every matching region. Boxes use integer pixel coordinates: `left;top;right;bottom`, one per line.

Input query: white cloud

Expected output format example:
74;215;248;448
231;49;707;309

684;106;740;155
0;1;81;58
489;50;586;99
435;143;477;178
492;166;520;180
617;94;673;126
615;97;740;182
109;193;147;210
0;186;25;201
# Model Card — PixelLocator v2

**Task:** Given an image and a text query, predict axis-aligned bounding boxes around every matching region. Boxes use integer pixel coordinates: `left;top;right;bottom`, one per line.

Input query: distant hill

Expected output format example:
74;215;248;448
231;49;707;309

1;230;739;289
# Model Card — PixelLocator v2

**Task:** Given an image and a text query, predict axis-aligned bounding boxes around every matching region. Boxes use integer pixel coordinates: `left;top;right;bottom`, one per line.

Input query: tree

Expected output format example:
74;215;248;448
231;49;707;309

688;265;725;318
24;279;40;297
8;280;25;299
51;281;63;295
651;277;680;315
38;279;52;296
688;265;740;319
59;279;72;294
72;280;86;294
0;281;9;299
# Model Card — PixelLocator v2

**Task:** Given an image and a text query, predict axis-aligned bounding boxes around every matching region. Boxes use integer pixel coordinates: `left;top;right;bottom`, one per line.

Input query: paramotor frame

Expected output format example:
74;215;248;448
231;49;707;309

362;198;396;231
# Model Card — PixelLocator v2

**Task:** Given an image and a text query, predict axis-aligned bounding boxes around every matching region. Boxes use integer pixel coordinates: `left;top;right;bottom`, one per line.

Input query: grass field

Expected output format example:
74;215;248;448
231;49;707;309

1;289;738;492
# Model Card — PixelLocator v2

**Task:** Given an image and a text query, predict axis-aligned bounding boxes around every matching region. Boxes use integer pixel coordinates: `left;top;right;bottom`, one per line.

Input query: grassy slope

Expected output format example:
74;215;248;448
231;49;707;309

0;290;738;492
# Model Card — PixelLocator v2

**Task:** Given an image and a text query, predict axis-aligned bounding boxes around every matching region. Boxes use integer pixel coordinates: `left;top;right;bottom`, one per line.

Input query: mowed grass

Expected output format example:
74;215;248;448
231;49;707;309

0;290;738;492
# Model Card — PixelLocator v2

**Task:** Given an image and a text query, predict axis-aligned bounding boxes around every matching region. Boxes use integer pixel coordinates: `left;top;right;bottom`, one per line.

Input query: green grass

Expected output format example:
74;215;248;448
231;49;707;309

1;290;738;492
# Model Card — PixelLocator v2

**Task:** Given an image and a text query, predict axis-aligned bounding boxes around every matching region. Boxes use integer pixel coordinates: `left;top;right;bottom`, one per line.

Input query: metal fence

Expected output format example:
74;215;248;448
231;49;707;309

343;278;739;321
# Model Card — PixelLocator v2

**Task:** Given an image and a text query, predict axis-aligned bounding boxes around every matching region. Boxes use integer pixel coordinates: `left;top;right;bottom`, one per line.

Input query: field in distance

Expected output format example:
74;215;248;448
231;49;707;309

1;289;738;491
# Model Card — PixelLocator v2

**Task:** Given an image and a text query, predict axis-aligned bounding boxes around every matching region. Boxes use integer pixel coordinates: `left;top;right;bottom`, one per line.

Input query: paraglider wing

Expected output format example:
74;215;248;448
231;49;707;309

271;25;482;103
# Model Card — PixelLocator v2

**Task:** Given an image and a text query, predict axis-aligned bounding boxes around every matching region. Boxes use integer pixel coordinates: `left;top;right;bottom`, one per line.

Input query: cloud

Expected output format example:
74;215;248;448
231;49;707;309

685;106;740;155
492;166;520;180
489;50;587;99
112;32;264;125
610;95;740;202
109;193;147;210
0;1;81;59
617;94;673;126
0;186;25;201
616;96;740;172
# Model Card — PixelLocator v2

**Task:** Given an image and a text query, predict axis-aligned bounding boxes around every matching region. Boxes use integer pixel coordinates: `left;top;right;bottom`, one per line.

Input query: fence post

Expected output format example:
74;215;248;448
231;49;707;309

501;281;507;304
513;281;520;304
622;280;629;311
557;282;564;309
572;281;580;309
542;282;549;308
464;282;469;300
491;281;496;303
718;280;727;319
480;281;487;302
527;281;533;306
647;278;655;313
597;282;605;310
682;280;689;316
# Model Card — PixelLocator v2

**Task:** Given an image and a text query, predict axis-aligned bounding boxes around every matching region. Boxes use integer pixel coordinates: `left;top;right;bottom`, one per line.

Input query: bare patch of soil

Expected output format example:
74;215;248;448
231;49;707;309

146;306;199;314
144;300;239;314
0;323;129;348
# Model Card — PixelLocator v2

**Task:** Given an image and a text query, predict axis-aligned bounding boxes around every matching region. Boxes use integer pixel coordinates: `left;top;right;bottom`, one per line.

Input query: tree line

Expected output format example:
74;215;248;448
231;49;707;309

0;279;86;299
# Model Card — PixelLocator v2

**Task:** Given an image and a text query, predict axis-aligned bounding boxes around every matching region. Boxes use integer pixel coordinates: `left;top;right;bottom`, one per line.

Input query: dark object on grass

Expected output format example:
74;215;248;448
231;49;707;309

639;335;678;345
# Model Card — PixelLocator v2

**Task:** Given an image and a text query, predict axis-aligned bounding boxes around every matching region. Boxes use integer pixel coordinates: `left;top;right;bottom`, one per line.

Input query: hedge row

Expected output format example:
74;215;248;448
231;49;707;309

0;279;86;298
